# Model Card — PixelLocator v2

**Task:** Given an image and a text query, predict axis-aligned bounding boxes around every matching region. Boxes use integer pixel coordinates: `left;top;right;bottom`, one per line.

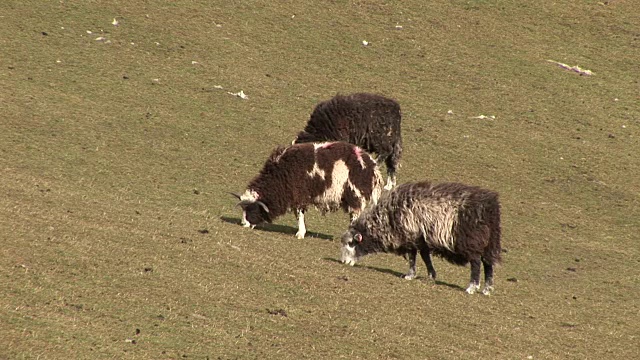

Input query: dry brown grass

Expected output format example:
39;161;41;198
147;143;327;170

1;1;639;359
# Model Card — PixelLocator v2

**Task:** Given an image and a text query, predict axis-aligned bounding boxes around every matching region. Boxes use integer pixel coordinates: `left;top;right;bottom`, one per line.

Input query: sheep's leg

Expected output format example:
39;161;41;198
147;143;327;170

375;155;395;190
418;246;437;280
384;142;402;190
295;209;306;239
384;174;396;190
402;249;418;280
383;155;397;190
481;258;495;295
384;172;397;191
466;257;482;294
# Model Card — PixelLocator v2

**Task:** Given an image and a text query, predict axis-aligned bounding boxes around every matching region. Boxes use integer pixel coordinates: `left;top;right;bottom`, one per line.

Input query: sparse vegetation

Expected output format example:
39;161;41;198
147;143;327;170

1;1;638;359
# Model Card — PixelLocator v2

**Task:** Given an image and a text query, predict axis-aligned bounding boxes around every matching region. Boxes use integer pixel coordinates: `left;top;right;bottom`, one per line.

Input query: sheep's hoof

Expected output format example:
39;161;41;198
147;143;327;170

401;273;415;280
465;283;480;294
384;178;397;190
295;232;305;240
482;286;494;296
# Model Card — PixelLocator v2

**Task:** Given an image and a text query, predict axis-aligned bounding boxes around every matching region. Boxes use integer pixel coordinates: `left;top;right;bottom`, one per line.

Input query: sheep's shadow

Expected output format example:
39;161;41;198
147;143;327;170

220;216;334;241
323;258;466;291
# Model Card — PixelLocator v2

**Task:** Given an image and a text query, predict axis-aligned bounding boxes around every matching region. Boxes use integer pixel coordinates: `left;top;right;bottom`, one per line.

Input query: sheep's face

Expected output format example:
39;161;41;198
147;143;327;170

340;229;364;266
240;200;271;226
231;191;270;227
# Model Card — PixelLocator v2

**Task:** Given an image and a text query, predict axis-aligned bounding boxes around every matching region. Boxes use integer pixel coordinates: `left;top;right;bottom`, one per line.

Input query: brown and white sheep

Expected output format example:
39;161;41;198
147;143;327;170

232;141;383;239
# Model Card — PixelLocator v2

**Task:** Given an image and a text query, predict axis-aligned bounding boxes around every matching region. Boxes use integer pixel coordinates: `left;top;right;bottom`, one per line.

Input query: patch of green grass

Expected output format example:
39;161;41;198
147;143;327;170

2;0;639;359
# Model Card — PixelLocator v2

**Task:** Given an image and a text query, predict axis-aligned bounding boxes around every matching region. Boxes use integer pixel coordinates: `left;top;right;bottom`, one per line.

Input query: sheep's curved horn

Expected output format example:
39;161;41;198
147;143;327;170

235;198;269;213
256;200;270;213
229;192;242;200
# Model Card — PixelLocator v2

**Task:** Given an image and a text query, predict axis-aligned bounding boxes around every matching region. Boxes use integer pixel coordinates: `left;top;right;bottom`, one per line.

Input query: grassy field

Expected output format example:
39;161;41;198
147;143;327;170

1;1;639;359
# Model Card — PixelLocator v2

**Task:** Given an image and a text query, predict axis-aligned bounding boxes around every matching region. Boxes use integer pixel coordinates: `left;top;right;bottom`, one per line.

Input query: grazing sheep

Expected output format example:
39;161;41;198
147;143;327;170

293;93;402;190
232;141;383;239
340;181;502;295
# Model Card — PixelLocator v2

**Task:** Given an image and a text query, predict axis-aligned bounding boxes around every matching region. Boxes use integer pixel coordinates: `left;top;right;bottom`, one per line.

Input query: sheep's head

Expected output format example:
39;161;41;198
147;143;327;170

239;199;271;226
231;192;271;227
340;229;364;266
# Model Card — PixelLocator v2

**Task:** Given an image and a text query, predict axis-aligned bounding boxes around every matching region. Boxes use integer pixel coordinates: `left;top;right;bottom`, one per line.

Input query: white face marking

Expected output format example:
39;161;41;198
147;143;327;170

341;244;357;266
295;210;306;239
239;190;258;227
241;211;251;227
240;189;259;201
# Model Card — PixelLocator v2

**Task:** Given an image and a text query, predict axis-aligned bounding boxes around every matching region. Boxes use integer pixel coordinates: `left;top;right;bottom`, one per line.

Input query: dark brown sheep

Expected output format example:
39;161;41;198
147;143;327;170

294;93;402;190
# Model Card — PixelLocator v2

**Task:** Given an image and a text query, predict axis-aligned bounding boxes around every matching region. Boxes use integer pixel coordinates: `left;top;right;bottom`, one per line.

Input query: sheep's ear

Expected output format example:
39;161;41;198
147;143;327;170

354;233;363;243
230;192;242;200
256;200;270;213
